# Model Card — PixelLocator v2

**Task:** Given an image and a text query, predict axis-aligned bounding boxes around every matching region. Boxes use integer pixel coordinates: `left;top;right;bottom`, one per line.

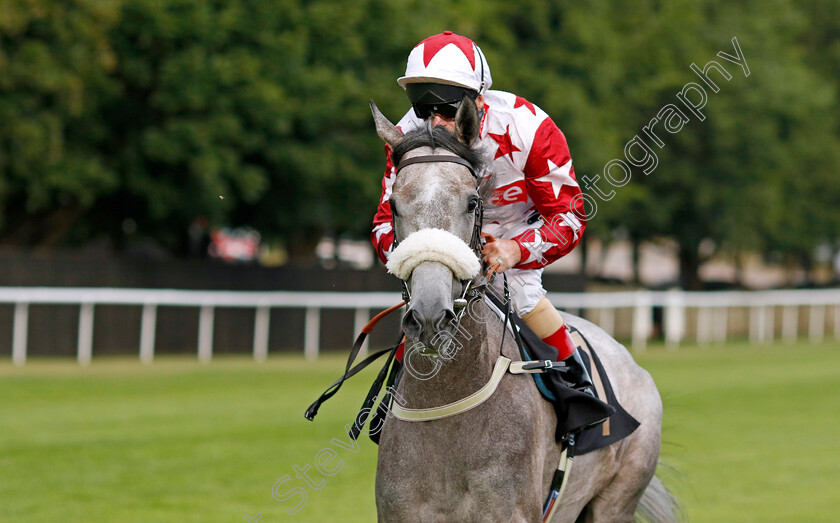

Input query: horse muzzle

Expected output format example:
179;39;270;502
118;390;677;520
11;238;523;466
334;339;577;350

402;305;459;355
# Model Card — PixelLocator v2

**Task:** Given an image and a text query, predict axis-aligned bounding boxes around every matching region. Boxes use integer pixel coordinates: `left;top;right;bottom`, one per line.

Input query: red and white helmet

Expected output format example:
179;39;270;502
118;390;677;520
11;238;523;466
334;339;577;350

398;31;492;94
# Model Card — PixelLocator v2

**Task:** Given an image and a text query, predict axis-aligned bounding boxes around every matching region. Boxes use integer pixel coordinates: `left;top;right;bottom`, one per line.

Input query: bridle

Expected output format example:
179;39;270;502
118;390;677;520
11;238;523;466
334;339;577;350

391;153;485;314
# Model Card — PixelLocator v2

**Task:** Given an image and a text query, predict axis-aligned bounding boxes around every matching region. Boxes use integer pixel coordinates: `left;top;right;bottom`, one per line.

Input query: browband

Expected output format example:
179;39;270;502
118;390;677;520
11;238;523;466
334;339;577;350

395;155;477;179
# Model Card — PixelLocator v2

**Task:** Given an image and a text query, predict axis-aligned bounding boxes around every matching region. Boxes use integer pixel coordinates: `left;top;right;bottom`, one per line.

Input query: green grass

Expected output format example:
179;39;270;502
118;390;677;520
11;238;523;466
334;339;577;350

1;341;838;522
636;341;840;522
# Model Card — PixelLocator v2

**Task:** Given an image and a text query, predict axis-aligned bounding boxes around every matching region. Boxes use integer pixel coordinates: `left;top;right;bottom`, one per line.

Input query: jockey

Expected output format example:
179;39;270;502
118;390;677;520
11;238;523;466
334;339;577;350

371;31;595;395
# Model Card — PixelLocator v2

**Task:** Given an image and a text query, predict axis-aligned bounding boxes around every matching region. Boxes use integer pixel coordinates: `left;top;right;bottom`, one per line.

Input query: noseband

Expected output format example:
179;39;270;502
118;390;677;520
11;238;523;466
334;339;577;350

392;154;485;308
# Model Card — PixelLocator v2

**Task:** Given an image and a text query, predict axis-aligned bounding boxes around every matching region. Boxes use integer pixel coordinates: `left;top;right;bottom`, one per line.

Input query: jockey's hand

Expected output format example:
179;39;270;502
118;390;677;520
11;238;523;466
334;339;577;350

482;239;522;273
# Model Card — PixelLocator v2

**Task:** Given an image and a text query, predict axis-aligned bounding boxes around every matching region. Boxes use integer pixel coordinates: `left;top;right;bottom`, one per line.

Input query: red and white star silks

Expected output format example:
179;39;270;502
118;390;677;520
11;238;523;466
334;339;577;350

488;125;521;161
371;90;585;270
371;143;397;261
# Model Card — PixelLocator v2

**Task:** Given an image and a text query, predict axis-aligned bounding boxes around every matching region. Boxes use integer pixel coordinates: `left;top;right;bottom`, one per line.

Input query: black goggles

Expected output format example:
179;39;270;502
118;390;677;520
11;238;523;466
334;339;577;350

406;83;477;120
412;100;462;120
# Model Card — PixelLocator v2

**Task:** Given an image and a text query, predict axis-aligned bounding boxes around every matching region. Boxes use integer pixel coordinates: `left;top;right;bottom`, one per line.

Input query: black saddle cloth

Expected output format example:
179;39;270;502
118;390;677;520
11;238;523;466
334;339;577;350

493;295;640;455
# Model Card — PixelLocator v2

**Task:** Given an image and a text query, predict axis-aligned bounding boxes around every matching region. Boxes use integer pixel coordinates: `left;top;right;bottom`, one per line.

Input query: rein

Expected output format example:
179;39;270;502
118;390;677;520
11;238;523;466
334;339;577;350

304;302;405;422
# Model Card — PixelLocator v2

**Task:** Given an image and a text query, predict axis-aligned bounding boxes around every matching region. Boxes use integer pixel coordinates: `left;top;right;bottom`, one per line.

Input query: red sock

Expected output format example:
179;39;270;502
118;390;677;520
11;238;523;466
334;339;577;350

541;324;576;361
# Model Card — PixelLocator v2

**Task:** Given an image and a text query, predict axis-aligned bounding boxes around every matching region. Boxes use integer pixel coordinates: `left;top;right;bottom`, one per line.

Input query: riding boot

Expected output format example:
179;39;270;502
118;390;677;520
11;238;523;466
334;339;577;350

561;347;596;397
543;323;596;397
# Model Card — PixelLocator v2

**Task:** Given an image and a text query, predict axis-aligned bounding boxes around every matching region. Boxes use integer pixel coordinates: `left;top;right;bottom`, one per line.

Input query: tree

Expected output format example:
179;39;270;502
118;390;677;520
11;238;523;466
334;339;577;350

0;1;121;247
0;0;415;258
2;0;837;280
484;0;840;289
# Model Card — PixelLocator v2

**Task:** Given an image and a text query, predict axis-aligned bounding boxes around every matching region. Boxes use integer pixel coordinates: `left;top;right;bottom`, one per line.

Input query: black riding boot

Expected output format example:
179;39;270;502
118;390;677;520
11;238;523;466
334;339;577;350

562;348;596;397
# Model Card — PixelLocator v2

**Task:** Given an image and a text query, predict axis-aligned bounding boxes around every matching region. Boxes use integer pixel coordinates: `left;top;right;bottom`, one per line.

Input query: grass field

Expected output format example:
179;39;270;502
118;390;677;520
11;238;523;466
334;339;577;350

1;340;838;522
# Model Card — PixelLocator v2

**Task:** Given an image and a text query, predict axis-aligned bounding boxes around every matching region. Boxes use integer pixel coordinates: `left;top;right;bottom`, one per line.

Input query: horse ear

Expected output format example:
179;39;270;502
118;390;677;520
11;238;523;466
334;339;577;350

455;94;480;147
370;100;404;149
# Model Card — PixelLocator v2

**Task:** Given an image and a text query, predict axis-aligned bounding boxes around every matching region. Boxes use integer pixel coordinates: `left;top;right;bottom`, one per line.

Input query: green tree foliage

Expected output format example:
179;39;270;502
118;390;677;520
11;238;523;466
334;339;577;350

0;0;416;256
98;0;397;257
474;0;840;288
0;0;838;283
0;1;121;246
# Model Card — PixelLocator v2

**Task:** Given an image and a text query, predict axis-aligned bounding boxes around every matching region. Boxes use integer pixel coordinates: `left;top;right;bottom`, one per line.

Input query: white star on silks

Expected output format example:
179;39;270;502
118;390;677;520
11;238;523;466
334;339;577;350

533;159;575;199
519;229;557;264
381;167;397;204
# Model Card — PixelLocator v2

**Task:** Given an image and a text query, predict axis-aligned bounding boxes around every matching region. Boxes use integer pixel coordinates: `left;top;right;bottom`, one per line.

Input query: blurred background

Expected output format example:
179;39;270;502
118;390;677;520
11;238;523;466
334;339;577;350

2;0;838;281
1;1;839;521
1;0;838;356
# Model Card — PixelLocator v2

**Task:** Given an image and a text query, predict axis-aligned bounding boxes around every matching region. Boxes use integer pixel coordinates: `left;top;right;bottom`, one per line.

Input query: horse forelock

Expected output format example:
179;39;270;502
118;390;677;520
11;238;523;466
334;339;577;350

391;126;490;234
392;126;486;179
394;155;469;233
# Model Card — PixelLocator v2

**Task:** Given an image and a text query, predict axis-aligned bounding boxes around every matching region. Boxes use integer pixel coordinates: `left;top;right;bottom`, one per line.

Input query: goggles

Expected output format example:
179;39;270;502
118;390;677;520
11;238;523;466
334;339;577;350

412;100;461;120
406;83;478;120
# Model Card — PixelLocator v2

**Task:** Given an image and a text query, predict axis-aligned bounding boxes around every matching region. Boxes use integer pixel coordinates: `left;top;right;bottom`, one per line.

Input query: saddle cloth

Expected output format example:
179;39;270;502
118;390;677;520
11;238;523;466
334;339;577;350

494;296;640;455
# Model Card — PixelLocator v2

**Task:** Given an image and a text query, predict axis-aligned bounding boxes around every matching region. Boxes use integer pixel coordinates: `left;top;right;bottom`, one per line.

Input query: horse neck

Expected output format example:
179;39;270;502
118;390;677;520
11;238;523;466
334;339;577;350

398;299;504;409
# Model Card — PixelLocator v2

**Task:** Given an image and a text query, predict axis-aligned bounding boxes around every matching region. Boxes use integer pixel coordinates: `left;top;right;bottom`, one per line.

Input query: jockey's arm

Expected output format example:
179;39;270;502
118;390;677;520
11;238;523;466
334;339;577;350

371;144;397;264
510;117;586;270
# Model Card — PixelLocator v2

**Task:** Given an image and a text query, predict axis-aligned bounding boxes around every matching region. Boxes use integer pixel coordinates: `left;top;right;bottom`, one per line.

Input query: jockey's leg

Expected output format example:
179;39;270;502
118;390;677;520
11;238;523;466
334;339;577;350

521;296;595;396
494;269;596;396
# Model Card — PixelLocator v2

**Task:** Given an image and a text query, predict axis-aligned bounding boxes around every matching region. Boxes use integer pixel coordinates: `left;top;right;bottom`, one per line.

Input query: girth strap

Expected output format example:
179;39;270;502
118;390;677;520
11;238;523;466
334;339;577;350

542;435;576;521
390;355;511;422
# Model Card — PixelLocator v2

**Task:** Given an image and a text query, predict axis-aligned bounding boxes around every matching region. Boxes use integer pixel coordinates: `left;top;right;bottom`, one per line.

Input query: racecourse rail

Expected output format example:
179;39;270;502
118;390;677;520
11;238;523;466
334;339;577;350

2;287;839;366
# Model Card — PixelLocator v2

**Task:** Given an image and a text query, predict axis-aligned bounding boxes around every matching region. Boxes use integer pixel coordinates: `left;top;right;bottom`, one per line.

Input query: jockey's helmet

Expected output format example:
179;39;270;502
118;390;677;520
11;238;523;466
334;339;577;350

398;31;493;95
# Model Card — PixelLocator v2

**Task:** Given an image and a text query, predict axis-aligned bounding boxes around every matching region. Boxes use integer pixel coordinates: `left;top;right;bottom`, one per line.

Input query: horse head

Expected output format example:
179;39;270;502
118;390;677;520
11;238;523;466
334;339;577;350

370;97;487;356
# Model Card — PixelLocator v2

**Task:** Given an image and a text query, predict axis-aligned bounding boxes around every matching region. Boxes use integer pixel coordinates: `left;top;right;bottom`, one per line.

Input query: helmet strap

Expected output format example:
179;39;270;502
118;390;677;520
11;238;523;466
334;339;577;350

475;43;486;93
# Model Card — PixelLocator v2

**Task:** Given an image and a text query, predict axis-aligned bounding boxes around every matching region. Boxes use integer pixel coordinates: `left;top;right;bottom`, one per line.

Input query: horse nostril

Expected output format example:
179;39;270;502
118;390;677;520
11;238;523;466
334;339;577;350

433;309;457;332
403;308;424;336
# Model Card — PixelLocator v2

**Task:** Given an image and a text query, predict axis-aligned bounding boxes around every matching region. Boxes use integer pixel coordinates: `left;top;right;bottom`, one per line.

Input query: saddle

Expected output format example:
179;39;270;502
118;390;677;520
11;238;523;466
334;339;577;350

507;307;640;454
482;293;639;454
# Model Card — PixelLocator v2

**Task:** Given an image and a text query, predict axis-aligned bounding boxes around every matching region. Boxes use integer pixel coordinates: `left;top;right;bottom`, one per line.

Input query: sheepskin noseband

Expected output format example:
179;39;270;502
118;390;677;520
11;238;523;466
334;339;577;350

386;228;481;281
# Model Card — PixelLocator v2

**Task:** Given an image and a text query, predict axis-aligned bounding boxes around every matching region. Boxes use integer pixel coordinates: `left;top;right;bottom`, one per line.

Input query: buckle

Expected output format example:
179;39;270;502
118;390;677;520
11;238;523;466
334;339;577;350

519;360;567;372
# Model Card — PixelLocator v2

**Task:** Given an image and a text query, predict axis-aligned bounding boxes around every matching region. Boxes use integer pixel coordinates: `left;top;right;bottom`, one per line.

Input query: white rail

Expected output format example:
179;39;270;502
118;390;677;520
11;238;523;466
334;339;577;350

547;288;840;350
0;287;402;367
1;287;838;366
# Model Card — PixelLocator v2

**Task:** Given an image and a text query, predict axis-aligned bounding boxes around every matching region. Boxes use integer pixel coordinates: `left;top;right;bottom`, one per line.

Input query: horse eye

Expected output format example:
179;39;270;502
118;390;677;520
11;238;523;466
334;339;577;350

467;198;478;212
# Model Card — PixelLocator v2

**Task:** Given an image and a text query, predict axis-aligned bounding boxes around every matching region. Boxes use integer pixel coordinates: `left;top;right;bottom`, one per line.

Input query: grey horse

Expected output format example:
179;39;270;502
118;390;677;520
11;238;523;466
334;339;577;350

370;98;678;523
